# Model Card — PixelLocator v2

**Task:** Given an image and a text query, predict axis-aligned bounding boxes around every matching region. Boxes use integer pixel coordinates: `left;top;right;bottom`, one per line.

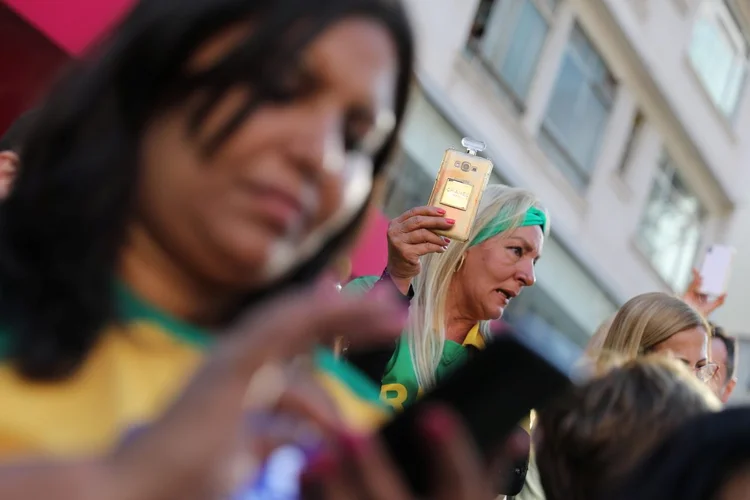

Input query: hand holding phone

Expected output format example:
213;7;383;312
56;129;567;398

698;245;734;297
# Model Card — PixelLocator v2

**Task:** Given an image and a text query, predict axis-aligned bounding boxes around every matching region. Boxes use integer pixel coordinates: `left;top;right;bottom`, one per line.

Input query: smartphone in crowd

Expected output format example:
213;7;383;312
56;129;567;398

427;138;493;242
698;244;734;297
235;322;582;499
379;322;584;496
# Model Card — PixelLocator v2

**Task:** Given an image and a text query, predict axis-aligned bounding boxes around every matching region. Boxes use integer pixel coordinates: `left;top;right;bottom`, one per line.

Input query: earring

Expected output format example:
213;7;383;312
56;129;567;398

455;254;466;273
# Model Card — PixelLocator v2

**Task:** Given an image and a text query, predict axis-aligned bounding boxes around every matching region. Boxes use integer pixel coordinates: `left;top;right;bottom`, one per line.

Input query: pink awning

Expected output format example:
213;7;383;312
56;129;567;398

3;0;134;56
351;208;390;278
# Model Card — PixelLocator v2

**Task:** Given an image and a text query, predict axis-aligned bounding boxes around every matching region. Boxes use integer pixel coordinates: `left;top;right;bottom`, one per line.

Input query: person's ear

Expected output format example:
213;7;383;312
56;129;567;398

0;150;20;200
723;377;738;404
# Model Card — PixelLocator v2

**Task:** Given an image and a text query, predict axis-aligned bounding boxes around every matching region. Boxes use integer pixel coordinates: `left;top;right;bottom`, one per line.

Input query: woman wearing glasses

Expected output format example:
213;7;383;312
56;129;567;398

593;293;718;384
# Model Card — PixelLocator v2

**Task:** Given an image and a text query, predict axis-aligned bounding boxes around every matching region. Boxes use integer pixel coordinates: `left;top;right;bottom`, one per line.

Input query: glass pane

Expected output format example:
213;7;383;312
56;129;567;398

638;157;705;289
479;0;523;72
544;54;609;174
478;0;550;102
689;9;747;116
499;2;549;99
545;56;584;131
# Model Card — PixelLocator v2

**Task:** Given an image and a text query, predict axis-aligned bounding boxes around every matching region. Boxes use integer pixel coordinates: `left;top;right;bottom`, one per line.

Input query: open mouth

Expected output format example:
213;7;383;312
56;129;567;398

495;289;517;303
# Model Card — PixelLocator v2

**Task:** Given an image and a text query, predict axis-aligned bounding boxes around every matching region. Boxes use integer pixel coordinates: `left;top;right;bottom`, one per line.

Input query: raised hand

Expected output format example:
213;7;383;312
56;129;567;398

0;287;407;500
683;268;727;318
386;206;455;293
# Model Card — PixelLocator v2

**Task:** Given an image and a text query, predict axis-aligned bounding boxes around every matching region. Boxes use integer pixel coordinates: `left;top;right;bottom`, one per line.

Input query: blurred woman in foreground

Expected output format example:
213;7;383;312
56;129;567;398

0;0;506;498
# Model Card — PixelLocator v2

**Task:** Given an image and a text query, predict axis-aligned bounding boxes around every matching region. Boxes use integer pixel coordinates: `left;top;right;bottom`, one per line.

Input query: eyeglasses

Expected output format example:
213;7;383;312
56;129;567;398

695;362;719;383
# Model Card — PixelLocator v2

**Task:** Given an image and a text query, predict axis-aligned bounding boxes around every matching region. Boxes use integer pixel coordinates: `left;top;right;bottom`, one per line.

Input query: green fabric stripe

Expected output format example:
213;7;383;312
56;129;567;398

469;206;547;247
342;275;379;297
120;282;384;407
0;332;9;360
115;282;214;348
0;281;384;414
314;346;387;406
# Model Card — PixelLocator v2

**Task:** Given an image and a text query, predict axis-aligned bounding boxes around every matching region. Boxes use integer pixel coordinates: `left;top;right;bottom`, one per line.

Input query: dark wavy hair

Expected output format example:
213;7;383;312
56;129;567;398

0;109;39;152
613;408;750;500
0;0;414;380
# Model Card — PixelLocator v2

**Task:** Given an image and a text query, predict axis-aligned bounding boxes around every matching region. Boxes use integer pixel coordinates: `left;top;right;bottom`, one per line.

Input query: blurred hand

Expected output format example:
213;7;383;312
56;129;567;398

387;206;455;293
683;268;727;318
105;286;407;500
300;405;526;500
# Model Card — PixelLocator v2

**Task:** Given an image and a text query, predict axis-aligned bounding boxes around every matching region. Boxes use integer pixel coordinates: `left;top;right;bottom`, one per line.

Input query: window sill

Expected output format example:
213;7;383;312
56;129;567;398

683;56;741;143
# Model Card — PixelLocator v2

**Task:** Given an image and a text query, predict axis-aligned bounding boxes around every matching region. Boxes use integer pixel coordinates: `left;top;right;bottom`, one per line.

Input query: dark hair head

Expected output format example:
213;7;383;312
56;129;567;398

0;0;414;380
0;109;39;153
613;407;750;500
711;323;738;380
535;355;719;500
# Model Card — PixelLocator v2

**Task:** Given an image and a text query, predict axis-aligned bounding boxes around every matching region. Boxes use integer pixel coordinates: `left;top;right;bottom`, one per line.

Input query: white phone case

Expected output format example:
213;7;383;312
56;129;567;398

699;245;734;296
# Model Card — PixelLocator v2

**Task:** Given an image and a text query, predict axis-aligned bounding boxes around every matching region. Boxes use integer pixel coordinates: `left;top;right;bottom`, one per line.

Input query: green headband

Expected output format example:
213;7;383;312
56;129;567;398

469;206;547;247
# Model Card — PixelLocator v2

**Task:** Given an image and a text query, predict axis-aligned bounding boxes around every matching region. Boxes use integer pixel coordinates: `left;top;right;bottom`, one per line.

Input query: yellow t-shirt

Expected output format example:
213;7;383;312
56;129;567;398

0;285;388;461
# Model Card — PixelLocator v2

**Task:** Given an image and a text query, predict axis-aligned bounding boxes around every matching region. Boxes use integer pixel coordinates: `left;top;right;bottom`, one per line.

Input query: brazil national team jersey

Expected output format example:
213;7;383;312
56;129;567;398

0;284;389;461
344;276;530;432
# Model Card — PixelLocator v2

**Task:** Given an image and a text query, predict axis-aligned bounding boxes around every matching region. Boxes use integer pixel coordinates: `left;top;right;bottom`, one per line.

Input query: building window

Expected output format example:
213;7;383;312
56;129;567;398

539;24;617;189
688;0;749;119
617;110;645;174
637;155;705;291
468;0;559;109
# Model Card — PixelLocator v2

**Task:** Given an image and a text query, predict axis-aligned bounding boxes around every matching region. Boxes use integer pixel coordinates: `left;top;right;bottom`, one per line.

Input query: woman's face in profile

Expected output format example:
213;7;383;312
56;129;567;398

137;18;398;290
650;326;710;376
458;225;544;320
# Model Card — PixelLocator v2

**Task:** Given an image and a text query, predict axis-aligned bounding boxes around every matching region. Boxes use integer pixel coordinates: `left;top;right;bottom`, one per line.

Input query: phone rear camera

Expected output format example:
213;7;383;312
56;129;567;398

461;162;471;172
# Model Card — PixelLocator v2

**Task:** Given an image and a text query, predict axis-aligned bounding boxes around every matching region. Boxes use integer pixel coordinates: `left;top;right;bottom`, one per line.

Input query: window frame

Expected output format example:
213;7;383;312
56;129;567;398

635;154;707;291
539;23;618;188
466;0;559;110
617;110;646;175
688;0;750;120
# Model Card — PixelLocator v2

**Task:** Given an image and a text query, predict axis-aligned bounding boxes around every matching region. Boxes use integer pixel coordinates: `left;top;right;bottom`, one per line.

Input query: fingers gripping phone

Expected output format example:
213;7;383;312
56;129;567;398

378;323;583;497
427;138;493;242
699;244;734;297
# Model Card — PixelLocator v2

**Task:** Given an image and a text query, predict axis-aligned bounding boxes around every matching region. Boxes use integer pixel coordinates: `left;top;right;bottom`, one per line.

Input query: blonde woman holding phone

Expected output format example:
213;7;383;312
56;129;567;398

344;184;549;496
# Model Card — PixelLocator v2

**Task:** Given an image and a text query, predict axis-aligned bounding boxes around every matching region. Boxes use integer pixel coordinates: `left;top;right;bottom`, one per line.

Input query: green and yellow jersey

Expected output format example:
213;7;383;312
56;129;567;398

344;275;530;432
0;284;388;460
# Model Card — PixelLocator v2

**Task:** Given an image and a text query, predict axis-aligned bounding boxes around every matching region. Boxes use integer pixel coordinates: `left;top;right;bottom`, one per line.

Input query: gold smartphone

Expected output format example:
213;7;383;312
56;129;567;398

427;139;493;242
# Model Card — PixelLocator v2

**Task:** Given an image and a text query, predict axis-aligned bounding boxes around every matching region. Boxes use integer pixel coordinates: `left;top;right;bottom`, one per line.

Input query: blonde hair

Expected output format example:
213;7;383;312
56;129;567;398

599;292;710;360
408;184;549;388
536;354;720;500
585;314;615;358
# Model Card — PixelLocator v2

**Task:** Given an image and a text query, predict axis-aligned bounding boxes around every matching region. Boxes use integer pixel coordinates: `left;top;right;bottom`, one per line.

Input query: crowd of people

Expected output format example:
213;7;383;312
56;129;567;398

0;0;747;499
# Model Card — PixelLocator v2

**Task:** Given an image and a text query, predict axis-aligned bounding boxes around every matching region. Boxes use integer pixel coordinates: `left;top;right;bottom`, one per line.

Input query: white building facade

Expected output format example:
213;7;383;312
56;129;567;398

381;0;750;399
